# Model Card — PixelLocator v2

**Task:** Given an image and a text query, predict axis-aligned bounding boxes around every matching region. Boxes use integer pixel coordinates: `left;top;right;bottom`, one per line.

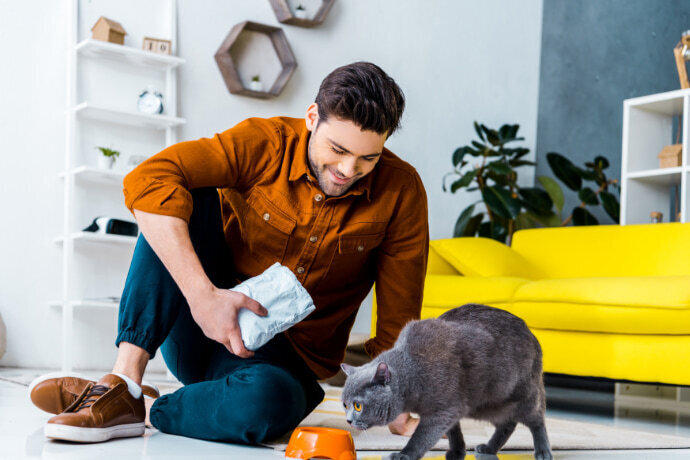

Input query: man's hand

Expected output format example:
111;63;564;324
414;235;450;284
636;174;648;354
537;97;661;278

188;286;267;358
388;412;419;436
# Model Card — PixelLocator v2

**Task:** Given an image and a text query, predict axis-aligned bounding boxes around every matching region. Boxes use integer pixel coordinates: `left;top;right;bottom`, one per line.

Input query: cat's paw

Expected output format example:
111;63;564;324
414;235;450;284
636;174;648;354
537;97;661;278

445;448;466;460
475;443;497;455
534;449;553;460
387;453;411;460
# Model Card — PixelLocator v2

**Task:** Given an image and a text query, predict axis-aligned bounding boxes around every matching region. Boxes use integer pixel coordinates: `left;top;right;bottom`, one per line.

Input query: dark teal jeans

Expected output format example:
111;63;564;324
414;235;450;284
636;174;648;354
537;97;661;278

115;188;324;443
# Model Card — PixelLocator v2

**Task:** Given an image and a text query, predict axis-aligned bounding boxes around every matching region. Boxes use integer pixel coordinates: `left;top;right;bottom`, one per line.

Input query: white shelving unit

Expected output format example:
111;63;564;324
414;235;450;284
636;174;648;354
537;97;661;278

57;0;185;371
620;89;690;225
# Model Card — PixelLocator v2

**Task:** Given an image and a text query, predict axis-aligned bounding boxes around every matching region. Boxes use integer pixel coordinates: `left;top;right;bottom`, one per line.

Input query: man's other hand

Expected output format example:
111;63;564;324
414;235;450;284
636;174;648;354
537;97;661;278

188;287;267;358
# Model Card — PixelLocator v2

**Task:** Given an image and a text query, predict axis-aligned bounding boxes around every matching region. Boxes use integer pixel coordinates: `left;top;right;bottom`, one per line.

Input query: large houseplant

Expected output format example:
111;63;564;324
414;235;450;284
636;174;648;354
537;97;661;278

444;122;620;243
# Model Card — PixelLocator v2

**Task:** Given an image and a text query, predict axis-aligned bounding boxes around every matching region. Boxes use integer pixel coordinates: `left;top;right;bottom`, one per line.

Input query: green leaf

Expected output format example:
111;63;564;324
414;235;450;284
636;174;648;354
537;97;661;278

481;125;501;146
576;167;598;181
487;160;512;175
453;204;476;237
519;187;554;216
450;170;478;192
464;213;484;236
578;187;599;205
515;212;536;230
600;190;620;223
513;147;530;159
528;210;562;227
474;121;485;141
478;221;507;242
452;146;470;167
482;186;521;219
594;156;610;170
547;152;582;191
572;207;599;226
509;160;536;168
537;176;564;214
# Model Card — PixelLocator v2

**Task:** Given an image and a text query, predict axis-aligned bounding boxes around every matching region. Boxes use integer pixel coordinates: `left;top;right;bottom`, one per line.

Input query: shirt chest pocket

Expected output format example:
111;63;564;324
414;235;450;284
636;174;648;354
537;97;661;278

243;190;296;263
315;231;385;293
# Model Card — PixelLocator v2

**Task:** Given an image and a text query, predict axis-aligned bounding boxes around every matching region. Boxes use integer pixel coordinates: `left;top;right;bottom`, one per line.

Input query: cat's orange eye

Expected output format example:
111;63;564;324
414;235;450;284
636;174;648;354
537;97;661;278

354;402;362;412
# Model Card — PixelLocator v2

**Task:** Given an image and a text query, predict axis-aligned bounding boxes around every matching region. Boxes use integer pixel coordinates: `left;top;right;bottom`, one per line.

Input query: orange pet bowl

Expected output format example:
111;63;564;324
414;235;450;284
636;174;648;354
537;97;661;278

285;427;356;460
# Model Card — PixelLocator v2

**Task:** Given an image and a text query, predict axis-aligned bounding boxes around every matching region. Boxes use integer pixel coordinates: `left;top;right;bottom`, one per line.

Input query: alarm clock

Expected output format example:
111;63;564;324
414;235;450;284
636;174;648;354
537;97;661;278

137;87;164;115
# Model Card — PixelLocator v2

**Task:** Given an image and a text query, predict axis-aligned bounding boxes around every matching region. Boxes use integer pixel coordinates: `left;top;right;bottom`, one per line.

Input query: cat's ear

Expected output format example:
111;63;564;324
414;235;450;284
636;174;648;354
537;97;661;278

372;362;391;385
341;363;355;376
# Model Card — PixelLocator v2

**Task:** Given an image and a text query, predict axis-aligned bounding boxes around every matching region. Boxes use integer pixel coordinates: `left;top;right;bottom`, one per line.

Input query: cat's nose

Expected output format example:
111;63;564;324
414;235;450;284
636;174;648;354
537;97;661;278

346;418;352;424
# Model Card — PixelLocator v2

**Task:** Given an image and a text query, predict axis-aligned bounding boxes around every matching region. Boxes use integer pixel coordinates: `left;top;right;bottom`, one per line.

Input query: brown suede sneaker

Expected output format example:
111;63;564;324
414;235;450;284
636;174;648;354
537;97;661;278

44;374;146;442
29;372;160;414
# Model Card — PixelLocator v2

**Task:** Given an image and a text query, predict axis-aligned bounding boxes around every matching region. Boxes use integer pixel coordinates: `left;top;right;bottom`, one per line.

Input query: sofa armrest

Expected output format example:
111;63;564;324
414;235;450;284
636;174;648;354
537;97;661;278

427;244;461;275
431;237;542;279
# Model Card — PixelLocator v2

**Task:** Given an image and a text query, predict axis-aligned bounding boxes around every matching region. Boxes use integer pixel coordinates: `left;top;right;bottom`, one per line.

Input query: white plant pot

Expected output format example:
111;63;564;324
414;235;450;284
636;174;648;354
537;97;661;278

98;155;116;170
249;80;263;92
295;9;308;19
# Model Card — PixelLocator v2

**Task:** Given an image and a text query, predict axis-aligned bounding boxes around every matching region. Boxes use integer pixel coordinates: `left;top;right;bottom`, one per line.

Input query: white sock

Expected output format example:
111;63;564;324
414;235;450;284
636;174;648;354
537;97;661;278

113;372;142;399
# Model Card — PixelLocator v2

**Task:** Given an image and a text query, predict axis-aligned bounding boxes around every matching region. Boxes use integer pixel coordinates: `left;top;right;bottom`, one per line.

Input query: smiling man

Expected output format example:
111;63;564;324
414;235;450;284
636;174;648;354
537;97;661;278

32;62;429;444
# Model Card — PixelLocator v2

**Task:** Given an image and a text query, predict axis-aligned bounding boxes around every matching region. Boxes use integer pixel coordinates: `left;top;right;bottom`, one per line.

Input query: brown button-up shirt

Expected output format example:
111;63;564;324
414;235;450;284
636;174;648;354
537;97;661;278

123;117;429;378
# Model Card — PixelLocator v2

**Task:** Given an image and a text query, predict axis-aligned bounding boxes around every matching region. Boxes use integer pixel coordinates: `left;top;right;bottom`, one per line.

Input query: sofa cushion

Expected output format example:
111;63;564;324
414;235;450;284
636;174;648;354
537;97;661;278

423;274;529;310
511;276;690;334
431;238;544;279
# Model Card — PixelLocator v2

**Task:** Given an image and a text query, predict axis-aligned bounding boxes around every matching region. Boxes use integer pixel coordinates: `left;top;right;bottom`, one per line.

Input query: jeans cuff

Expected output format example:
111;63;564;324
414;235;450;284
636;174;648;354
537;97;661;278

116;328;158;360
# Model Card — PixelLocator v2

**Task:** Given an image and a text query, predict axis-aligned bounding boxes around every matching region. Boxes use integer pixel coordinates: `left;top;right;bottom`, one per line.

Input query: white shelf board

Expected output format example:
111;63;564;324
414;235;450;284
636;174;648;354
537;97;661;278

60;165;127;184
50;299;119;310
76;39;184;69
624;89;690;116
75;102;186;129
626;167;683;185
54;232;138;246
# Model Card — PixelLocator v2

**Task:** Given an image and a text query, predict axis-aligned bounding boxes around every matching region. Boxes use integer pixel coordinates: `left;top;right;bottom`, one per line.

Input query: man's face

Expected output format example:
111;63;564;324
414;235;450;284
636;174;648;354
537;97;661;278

305;103;386;197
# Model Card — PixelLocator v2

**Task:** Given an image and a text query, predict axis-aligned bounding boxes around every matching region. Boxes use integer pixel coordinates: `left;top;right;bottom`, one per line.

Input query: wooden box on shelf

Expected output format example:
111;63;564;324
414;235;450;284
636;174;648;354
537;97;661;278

91;16;127;45
658;144;682;168
143;37;172;55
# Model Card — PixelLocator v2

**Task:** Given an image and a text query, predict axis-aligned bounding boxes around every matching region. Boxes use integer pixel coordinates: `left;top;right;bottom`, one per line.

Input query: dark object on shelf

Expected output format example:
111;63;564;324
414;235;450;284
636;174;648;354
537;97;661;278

83;217;138;237
214;21;297;99
268;0;336;28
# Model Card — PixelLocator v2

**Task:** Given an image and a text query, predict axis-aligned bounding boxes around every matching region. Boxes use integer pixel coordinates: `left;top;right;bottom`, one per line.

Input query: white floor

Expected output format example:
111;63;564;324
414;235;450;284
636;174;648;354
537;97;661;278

2;368;690;459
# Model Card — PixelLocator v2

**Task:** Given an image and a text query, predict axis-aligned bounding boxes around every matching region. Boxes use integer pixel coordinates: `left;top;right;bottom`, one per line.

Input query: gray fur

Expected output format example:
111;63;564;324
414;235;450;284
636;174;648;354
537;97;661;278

341;303;553;460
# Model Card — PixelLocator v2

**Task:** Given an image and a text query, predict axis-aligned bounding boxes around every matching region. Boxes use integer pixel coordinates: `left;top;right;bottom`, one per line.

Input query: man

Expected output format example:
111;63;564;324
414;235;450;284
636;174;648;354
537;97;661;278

32;62;429;443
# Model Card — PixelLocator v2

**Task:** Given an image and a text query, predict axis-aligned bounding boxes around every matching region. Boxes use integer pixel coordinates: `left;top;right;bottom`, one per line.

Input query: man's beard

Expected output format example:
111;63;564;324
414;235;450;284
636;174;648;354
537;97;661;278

307;135;357;197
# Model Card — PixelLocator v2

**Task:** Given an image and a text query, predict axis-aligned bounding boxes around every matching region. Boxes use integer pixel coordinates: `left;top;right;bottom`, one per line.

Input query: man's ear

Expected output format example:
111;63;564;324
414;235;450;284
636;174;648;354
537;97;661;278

341;363;355;376
372;362;391;385
305;103;319;132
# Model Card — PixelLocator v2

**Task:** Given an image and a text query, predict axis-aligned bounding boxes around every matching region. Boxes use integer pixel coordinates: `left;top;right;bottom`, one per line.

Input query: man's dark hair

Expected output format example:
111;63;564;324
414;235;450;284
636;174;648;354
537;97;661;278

315;62;405;137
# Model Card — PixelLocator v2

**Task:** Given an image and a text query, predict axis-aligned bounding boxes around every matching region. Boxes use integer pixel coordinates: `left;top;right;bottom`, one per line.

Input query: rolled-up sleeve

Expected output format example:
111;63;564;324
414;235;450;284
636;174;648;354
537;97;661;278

364;171;429;357
123;118;280;222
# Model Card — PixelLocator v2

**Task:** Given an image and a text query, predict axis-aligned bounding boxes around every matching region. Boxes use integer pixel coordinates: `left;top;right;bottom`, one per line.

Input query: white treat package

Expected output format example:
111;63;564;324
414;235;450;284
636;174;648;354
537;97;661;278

231;262;316;351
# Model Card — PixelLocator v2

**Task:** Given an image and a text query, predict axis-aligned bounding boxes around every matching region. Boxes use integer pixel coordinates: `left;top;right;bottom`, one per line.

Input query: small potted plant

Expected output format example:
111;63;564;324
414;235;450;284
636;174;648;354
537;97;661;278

295;4;308;19
249;74;263;92
96;146;120;170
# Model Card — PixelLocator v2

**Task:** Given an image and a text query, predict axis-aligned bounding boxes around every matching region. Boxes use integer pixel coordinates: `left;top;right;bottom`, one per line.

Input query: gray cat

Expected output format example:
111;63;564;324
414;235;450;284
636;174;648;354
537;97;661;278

341;303;552;460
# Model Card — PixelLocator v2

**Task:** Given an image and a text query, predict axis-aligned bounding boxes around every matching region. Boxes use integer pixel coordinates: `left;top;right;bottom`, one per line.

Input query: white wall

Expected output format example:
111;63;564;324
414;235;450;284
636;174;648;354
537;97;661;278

0;0;543;370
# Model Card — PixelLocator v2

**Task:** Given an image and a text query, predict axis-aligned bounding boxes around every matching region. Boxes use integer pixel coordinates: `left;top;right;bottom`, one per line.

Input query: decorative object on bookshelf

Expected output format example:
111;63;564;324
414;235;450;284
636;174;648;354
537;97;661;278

95;146;120;170
214;21;297;99
658;144;682;168
83;217;139;237
294;4;308;19
137;86;164;114
249;74;263;91
650;211;663;223
142;36;172;55
673;30;690;89
91;16;127;45
269;0;336;27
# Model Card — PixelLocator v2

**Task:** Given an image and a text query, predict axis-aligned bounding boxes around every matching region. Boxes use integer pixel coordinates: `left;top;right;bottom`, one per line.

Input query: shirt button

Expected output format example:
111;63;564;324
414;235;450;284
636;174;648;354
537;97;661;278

309;236;318;243
263;213;270;221
357;245;365;252
314;194;323;202
296;266;305;274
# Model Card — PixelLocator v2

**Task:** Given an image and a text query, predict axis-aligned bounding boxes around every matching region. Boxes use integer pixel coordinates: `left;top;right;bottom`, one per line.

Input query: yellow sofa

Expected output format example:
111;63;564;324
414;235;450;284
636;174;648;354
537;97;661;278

371;223;690;386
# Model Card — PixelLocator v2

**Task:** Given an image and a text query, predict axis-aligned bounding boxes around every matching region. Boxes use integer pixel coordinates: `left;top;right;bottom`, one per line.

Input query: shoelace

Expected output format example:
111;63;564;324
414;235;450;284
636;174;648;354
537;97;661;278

74;384;110;412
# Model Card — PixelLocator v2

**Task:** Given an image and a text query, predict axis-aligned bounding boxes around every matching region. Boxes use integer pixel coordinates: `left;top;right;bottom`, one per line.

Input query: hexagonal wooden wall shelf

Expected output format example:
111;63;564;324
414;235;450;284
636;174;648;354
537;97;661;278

214;21;297;99
268;0;336;28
